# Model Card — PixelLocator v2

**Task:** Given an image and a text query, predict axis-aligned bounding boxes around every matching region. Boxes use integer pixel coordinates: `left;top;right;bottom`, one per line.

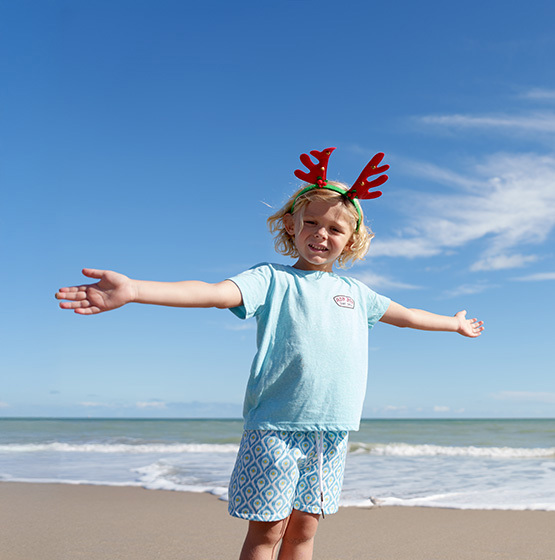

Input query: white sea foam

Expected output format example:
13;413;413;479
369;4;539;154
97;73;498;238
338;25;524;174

0;476;144;488
133;461;229;497
2;441;553;459
341;496;555;511
348;442;555;459
0;442;240;454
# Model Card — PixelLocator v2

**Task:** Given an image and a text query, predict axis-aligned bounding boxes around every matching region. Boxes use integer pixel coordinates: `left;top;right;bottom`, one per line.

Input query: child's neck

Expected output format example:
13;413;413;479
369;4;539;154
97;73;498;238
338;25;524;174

292;260;335;273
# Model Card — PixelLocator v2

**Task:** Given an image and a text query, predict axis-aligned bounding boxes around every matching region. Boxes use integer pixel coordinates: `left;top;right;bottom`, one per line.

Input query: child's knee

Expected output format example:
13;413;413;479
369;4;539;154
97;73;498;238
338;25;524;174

283;510;320;544
246;519;288;547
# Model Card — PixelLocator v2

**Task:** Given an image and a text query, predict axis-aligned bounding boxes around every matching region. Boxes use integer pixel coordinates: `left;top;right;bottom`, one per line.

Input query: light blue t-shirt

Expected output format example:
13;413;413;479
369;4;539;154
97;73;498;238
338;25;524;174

228;263;391;432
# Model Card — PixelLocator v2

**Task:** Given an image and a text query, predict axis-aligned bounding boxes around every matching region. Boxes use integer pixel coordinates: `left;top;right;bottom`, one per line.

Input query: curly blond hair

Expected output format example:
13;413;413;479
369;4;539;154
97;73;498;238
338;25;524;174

267;182;374;268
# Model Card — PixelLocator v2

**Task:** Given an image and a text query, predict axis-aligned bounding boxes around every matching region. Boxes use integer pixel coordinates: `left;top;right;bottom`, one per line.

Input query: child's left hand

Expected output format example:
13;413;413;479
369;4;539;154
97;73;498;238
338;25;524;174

455;311;484;338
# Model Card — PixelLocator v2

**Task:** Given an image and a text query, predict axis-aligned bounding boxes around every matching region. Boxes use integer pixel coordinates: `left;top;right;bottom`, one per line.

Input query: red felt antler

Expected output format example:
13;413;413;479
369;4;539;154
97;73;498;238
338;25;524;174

294;147;336;186
347;152;389;200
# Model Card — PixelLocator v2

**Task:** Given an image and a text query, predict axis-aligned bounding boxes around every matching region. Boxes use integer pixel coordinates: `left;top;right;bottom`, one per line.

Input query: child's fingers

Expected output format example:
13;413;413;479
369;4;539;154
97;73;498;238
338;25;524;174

55;289;87;301
471;320;484;336
56;286;81;294
58;298;97;313
56;287;86;300
82;268;105;279
74;306;101;315
59;298;90;310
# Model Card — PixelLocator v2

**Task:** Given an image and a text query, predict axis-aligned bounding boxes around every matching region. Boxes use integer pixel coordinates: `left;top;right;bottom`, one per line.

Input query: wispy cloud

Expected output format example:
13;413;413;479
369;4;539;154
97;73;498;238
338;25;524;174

0;401;10;408
77;400;242;417
371;153;555;271
369;237;443;259
471;254;539;272
384;405;408;412
433;405;450;413
136;401;167;409
513;272;555;282
399;159;481;191
519;88;555;101
351;270;420;291
493;391;555;404
417;112;555;133
79;401;111;408
440;283;493;299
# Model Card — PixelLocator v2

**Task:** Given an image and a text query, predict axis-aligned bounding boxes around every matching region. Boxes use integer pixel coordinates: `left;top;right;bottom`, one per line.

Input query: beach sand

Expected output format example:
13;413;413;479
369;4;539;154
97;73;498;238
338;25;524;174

1;482;553;560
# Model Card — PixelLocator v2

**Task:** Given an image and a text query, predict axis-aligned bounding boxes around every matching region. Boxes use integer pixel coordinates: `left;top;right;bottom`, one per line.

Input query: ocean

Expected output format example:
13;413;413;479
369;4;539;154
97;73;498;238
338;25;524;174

1;418;554;511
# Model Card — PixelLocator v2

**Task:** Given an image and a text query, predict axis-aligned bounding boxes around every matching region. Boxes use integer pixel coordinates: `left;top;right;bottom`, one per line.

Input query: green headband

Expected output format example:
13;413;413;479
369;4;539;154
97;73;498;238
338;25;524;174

290;183;364;232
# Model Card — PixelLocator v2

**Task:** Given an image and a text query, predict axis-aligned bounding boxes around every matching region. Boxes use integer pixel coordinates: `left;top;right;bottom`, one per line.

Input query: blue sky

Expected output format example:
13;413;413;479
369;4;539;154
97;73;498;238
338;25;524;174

2;0;554;419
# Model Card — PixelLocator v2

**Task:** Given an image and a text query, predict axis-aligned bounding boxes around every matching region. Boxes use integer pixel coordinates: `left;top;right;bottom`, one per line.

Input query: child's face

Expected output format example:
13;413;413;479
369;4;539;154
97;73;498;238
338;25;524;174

284;199;355;272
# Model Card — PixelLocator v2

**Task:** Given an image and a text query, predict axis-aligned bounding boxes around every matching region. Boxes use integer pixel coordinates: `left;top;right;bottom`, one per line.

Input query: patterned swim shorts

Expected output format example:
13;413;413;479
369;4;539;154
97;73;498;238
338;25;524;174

228;430;349;522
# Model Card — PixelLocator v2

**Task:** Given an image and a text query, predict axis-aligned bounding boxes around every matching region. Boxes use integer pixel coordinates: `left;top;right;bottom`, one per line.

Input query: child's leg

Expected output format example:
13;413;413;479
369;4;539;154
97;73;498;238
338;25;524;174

278;510;320;560
239;518;288;560
238;510;320;560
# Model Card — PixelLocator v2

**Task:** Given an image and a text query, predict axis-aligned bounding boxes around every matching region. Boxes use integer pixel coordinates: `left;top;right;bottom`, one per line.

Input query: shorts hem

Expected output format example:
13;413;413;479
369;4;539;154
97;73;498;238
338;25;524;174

228;508;293;522
228;505;338;522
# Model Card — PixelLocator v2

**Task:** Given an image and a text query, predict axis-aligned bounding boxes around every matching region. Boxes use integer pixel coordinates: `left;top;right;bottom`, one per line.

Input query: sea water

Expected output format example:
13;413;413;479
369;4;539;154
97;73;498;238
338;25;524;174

1;418;554;510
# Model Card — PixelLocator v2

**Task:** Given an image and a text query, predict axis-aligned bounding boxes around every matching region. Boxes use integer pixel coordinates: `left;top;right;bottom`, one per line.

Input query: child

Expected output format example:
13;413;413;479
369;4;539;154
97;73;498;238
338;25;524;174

56;147;483;560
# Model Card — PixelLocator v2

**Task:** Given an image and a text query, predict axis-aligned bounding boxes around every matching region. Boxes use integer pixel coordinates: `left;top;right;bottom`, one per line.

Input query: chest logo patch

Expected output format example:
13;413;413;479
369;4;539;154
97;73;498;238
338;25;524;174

334;295;355;309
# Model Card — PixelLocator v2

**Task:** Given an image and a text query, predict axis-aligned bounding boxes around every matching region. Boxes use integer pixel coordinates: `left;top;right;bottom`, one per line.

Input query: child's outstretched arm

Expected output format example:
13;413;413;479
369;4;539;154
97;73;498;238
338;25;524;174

55;268;243;315
380;301;484;338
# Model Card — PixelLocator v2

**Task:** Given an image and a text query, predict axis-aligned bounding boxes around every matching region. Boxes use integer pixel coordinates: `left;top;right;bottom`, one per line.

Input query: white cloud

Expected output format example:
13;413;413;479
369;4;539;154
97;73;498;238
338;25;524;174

417;112;555;133
519;88;555;101
493;391;555;404
513;272;555;282
384;405;408;412
399;159;481;191
440;283;492;298
371;153;555;271
370;237;442;259
79;401;110;408
471;254;539;272
136;401;167;409
433;406;450;413
0;401;10;408
352;270;420;291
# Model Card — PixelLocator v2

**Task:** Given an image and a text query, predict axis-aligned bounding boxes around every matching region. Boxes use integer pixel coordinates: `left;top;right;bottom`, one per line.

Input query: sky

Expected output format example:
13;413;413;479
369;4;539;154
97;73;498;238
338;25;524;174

1;0;554;419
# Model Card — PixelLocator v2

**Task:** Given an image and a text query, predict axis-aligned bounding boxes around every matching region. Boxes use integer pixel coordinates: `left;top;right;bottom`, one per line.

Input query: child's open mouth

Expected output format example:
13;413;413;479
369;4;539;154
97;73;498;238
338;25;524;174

309;244;328;253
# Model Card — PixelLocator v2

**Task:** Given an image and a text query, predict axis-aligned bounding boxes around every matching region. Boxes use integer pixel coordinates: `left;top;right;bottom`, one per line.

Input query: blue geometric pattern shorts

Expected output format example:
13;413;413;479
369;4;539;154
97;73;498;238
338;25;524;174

228;430;349;521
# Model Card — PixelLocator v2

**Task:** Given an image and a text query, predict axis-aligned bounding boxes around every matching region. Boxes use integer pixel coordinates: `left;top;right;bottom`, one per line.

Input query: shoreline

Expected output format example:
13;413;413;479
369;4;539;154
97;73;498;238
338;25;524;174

2;482;554;560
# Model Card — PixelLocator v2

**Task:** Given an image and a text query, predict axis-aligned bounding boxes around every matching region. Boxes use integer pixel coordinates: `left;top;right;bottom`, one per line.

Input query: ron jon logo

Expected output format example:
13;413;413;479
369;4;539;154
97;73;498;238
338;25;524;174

334;295;355;309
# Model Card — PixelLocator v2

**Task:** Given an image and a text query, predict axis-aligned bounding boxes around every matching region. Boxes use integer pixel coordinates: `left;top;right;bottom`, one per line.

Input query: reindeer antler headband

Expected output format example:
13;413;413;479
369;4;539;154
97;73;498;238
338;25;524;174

291;147;389;231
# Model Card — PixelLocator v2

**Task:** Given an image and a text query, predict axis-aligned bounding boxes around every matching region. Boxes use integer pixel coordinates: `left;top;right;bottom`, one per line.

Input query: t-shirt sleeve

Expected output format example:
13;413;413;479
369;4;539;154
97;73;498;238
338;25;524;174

365;288;391;329
227;263;273;320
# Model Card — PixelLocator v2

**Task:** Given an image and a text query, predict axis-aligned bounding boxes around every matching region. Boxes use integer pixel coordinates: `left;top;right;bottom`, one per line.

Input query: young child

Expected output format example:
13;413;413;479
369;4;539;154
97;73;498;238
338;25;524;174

56;147;484;560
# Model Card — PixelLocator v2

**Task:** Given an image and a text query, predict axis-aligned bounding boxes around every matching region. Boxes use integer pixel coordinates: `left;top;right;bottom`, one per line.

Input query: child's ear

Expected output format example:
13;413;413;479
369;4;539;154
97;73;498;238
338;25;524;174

283;213;296;236
343;237;355;254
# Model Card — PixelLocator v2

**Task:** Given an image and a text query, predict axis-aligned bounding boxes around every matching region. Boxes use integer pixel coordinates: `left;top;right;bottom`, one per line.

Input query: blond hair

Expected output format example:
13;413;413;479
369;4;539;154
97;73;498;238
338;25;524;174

267;182;374;268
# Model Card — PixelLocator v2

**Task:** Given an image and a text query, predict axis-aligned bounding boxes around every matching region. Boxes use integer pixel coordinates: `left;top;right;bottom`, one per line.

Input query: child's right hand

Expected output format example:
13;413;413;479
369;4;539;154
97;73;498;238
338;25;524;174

55;268;136;315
